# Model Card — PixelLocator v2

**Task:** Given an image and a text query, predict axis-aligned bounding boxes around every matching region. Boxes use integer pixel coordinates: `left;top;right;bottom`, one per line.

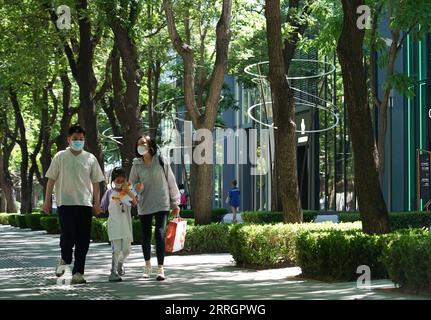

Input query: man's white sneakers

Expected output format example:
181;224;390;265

55;258;67;277
71;272;87;284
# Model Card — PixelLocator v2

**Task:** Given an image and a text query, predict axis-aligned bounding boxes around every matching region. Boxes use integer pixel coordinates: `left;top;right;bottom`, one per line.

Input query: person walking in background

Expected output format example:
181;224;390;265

43;124;105;285
129;135;180;281
228;180;240;223
178;184;188;210
100;167;137;282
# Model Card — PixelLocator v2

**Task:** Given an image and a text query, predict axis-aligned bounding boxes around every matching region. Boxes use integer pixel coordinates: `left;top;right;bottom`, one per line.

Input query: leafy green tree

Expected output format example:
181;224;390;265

163;0;233;224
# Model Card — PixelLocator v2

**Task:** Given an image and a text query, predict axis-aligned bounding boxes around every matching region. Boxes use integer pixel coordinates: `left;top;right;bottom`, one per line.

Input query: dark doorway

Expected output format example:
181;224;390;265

297;145;309;209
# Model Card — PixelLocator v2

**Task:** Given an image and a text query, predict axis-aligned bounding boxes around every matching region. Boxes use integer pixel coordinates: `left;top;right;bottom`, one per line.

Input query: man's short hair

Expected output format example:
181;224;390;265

68;124;86;136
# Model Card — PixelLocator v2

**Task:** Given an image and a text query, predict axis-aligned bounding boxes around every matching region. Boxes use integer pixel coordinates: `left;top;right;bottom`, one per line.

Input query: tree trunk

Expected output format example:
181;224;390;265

109;18;143;176
265;0;302;223
0;150;17;213
9;89;32;214
148;61;161;139
337;0;389;234
0;191;5;212
190;163;213;224
54;73;74;152
0;108;18;213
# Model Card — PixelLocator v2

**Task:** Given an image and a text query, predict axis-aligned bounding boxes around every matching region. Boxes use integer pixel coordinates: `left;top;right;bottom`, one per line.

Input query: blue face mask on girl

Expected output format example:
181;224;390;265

70;140;85;152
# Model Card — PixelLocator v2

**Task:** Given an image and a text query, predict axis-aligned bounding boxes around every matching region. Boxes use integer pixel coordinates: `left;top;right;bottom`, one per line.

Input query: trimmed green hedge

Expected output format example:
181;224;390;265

242;211;431;231
0;213;14;225
25;214;44;230
91;217;109;243
16;214;28;228
40;216;61;234
181;223;230;254
180;208;228;222
295;228;430;283
381;230;431;292
228;222;362;268
8;214;20;227
241;210;319;224
295;230;389;281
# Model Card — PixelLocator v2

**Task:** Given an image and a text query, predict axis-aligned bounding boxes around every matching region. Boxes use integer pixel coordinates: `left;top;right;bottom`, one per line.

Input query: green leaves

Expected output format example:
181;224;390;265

383;73;416;97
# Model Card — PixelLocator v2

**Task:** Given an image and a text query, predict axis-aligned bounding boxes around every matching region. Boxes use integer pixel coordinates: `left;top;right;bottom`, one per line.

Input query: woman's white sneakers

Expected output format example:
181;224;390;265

156;266;166;281
143;265;152;279
143;265;165;280
55;258;67;277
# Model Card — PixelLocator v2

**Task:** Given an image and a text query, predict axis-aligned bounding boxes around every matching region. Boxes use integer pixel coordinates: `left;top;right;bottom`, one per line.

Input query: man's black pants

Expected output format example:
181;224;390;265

58;206;92;275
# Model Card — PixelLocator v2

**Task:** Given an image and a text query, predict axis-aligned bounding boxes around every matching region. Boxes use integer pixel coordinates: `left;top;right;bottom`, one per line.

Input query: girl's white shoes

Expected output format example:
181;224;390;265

117;262;125;276
109;272;122;282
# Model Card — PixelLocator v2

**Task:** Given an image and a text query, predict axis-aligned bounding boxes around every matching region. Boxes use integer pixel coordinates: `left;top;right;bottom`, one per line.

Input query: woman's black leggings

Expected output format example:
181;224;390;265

139;211;168;265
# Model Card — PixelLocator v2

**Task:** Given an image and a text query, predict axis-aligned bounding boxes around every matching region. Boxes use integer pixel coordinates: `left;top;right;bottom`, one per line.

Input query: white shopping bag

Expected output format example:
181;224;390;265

165;218;187;253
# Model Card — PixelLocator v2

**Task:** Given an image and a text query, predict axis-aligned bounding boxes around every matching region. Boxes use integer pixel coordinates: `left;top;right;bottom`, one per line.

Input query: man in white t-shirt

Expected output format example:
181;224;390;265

43;125;105;285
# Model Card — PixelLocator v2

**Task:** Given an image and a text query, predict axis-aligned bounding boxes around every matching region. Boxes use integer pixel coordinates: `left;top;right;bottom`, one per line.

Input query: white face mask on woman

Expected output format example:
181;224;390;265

137;145;148;156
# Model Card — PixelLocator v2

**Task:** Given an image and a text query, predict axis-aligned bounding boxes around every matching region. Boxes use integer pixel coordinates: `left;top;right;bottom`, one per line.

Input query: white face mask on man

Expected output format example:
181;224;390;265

137;145;148;156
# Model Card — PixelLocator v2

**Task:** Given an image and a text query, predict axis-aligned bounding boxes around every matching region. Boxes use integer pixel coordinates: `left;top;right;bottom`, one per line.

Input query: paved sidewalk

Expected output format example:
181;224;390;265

0;225;428;300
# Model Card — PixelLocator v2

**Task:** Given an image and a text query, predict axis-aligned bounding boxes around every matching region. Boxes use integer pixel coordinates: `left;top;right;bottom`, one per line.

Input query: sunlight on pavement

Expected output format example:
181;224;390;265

0;225;428;300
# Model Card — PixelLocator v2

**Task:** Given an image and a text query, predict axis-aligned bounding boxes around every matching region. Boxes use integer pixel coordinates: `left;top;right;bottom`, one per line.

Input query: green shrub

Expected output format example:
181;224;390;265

242;210;332;224
8;214;19;227
241;211;431;231
91;217;109;243
40;216;61;234
338;212;361;222
228;222;362;268
181;223;230;254
295;230;389;281
16;214;28;228
381;229;431;291
132;218;229;254
241;211;283;224
25;214;44;230
132;218;142;245
338;212;431;231
179;210;194;219
0;213;12;225
388;212;431;230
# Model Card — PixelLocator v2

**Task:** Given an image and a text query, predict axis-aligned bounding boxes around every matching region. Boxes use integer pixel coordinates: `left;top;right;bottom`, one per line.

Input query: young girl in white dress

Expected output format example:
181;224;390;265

100;167;137;282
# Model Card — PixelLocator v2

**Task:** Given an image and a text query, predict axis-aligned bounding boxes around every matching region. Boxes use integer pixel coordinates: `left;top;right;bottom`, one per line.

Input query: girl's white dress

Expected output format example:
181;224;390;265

107;190;133;243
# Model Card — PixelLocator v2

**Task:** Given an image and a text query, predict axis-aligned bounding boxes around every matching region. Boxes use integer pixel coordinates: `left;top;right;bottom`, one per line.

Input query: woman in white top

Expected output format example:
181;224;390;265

100;167;137;282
